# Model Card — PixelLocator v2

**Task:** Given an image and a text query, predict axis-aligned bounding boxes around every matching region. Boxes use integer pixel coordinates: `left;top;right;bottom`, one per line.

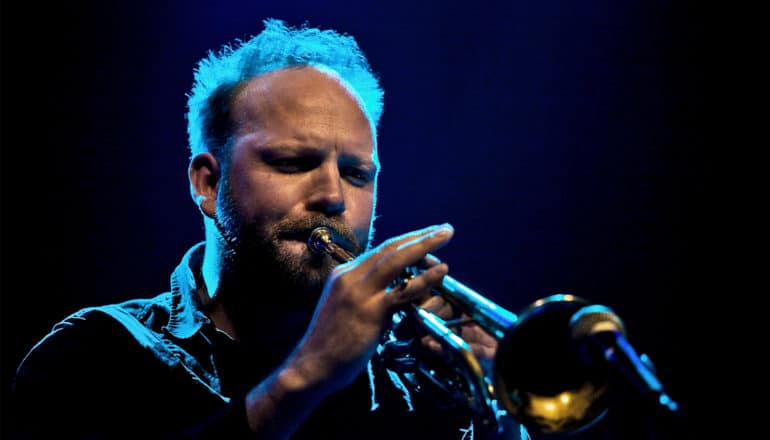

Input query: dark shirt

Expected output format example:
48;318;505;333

10;243;523;439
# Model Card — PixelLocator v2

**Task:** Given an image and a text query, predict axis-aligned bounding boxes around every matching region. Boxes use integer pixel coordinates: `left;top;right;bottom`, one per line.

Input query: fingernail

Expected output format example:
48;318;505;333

435;223;453;237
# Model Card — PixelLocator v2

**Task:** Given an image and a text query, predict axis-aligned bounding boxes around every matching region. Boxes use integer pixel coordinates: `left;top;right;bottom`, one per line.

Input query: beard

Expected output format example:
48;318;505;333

213;180;368;313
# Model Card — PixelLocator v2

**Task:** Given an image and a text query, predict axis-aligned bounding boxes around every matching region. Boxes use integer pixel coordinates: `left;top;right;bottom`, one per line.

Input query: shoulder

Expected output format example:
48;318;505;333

36;293;171;345
14;294;172;383
8;294;196;437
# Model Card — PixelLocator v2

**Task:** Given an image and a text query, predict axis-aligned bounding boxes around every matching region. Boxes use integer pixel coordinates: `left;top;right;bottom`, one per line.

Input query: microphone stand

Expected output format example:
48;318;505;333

570;305;685;439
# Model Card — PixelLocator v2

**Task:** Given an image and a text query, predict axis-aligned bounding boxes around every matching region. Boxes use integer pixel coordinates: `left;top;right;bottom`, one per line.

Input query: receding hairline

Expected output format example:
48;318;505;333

234;65;375;123
186;18;384;158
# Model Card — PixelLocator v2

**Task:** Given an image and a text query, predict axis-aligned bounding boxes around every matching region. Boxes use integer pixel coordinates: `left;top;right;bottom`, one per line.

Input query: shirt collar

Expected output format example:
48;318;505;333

165;242;211;339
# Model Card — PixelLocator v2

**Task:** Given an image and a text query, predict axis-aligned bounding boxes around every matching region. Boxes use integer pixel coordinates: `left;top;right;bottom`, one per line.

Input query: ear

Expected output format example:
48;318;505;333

189;152;220;219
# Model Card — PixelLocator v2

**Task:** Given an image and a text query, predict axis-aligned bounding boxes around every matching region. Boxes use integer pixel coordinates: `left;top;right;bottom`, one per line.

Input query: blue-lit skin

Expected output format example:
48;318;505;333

192;66;380;309
189;65;500;436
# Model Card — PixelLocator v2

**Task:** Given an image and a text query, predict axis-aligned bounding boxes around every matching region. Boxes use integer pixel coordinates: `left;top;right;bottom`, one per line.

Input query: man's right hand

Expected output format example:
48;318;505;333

286;223;455;392
244;223;454;437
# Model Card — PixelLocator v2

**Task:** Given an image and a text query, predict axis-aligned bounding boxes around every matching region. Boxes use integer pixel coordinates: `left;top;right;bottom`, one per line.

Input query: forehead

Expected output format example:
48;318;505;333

233;66;373;129
229;66;378;165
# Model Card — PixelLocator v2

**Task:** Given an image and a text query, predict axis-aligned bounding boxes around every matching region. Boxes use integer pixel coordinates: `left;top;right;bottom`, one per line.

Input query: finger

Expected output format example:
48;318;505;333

355;224;445;269
421;332;493;360
325;225;447;294
367;224;454;288
417;295;455;319
415;253;442;270
384;263;449;306
461;324;498;360
471;343;496;360
461;323;498;348
420;335;444;355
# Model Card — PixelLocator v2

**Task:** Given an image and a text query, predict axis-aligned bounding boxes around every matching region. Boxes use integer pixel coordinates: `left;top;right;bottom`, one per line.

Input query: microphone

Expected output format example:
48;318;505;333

569;305;681;418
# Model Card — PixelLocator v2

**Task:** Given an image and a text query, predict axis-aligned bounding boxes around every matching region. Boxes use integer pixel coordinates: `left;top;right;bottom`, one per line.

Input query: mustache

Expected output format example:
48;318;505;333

270;215;363;256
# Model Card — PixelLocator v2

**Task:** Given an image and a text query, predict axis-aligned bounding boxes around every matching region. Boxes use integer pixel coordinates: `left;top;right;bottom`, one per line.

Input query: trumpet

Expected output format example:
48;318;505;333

307;227;677;436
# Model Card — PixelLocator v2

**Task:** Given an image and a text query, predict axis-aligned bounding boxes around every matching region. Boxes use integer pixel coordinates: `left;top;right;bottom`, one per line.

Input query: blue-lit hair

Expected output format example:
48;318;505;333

186;18;384;161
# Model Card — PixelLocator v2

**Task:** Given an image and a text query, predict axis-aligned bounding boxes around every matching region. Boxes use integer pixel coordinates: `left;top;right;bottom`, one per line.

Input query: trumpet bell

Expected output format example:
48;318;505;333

494;294;611;434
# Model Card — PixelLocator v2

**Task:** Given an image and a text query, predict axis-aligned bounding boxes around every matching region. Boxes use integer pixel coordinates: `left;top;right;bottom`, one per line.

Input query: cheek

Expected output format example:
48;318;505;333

229;170;297;221
347;189;376;234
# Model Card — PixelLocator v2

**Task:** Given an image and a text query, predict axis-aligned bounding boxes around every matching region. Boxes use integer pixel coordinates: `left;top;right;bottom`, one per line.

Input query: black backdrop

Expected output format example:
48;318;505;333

1;1;767;439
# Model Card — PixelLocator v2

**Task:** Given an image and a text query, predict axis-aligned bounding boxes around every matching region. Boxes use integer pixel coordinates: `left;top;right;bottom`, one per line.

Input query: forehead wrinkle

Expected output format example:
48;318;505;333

236;76;344;129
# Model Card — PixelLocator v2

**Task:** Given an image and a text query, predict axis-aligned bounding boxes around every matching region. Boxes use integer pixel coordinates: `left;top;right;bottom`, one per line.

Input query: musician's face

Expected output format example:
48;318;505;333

217;66;379;292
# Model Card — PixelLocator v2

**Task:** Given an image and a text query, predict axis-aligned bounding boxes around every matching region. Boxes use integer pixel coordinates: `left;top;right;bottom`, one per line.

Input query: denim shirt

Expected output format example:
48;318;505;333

11;243;521;439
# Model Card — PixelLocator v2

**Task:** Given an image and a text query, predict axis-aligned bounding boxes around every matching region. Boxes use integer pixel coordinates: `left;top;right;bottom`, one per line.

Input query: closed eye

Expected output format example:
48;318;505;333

268;157;320;173
341;165;374;187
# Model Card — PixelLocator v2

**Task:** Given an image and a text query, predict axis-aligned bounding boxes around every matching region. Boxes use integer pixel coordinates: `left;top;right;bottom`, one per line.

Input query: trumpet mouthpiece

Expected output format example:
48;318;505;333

308;227;334;255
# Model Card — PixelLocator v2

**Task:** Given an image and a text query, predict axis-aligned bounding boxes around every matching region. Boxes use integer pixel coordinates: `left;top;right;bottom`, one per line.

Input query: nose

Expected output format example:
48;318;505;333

306;162;345;216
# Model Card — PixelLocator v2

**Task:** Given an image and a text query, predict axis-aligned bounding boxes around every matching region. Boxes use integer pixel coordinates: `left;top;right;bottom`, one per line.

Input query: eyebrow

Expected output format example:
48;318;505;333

338;153;379;172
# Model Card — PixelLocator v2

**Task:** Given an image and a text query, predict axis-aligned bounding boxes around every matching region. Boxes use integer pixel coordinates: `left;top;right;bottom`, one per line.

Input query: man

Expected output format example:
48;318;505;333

11;19;521;439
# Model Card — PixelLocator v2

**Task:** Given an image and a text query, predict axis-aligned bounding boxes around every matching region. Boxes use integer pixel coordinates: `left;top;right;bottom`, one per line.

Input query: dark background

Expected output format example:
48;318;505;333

1;1;767;439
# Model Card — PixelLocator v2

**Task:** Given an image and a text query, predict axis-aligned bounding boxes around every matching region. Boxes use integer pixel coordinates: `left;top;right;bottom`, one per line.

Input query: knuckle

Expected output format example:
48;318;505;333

329;266;355;290
379;235;403;251
329;264;350;280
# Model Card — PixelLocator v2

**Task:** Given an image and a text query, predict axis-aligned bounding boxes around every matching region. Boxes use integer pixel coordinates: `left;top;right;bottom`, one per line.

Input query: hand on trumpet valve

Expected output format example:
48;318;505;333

389;253;499;363
418;296;498;362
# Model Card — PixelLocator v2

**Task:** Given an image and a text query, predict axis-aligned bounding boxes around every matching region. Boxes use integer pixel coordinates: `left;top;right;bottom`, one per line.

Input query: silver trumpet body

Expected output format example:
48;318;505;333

308;227;615;435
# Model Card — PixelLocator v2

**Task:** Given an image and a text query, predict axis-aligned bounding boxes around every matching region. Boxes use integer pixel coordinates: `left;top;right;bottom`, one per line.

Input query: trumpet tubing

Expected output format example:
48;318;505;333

307;226;613;435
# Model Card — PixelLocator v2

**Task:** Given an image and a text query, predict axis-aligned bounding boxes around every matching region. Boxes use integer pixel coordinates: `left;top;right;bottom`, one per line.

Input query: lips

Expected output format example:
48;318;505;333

277;227;357;256
278;229;314;242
